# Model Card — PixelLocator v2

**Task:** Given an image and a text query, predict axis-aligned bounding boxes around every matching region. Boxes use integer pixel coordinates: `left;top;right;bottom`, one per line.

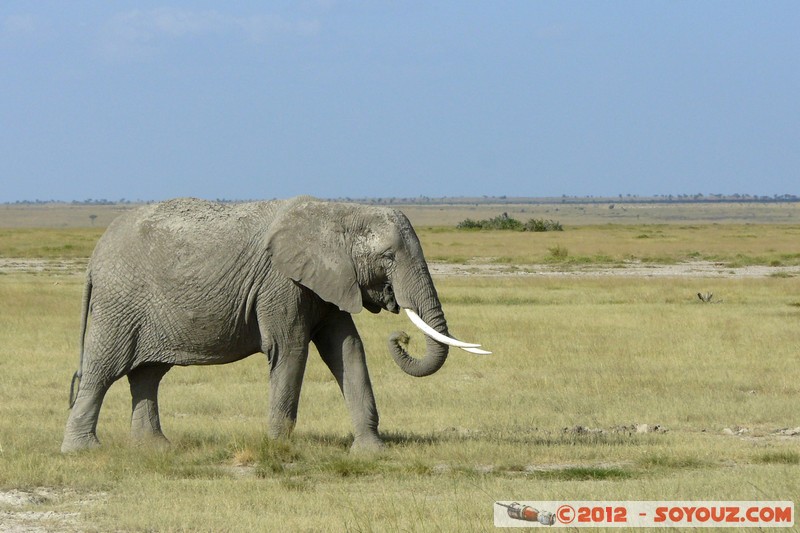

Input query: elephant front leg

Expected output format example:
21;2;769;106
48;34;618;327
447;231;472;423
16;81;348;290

313;311;383;452
265;343;310;440
128;364;172;446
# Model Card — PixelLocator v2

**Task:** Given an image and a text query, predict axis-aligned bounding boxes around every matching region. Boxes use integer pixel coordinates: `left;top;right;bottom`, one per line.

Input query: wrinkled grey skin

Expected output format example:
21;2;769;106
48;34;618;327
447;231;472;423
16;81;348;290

61;197;451;453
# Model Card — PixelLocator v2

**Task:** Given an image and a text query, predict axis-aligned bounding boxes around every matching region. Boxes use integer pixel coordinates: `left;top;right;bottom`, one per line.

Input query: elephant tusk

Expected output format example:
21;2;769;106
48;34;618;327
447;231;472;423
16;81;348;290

461;347;492;355
404;309;483;349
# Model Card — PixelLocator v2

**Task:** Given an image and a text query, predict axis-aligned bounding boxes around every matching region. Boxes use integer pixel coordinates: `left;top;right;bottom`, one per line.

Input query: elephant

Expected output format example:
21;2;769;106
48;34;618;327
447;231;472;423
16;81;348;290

61;197;489;453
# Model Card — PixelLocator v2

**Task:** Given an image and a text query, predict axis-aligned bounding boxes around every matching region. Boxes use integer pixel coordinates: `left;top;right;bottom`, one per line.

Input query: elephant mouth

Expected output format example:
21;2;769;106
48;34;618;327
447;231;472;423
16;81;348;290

361;283;400;315
403;309;491;355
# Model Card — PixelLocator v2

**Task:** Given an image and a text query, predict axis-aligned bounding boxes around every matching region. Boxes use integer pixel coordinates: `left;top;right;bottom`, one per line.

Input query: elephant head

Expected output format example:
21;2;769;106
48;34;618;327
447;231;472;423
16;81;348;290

266;198;489;377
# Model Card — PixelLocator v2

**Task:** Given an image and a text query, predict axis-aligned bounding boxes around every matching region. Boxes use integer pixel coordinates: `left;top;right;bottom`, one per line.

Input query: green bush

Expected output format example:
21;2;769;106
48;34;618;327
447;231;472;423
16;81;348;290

457;213;563;232
456;218;483;230
484;214;524;231
524;218;563;232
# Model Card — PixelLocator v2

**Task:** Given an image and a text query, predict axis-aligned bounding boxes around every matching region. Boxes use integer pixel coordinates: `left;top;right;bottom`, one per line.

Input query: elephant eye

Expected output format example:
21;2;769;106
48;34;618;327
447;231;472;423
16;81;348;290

381;250;395;260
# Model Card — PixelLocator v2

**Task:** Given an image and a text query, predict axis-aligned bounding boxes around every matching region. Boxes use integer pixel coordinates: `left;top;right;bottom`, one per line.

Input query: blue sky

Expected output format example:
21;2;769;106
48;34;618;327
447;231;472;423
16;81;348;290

1;2;798;202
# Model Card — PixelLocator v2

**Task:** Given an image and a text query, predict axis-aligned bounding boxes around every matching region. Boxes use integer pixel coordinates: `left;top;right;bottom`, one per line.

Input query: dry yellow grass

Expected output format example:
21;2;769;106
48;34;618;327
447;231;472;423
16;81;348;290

3;223;800;268
418;224;800;266
1;269;798;531
0;227;103;259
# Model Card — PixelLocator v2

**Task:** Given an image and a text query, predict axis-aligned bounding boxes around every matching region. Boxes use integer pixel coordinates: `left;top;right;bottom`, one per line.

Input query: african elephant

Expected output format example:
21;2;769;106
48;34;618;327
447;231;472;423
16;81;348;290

61;197;488;453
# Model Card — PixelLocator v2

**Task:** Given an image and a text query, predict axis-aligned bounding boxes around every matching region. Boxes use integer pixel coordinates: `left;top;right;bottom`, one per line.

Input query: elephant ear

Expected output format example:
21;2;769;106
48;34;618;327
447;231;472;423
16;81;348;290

266;199;363;314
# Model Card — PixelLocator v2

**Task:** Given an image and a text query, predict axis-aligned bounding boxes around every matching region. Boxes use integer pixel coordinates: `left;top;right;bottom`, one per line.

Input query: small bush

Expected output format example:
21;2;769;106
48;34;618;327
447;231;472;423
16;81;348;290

456;218;483;230
484;214;524;231
547;245;569;261
524;218;563;232
457;213;563;232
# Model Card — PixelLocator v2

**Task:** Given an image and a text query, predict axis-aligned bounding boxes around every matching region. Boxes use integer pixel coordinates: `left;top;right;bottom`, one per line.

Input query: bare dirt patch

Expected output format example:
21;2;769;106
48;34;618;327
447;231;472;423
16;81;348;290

429;260;800;279
0;488;105;533
0;259;86;275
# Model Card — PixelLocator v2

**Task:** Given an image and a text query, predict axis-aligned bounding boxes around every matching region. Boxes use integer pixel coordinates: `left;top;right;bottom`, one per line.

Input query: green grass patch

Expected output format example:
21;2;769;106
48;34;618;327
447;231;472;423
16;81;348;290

753;450;800;465
0;228;102;259
546;244;569;261
638;454;709;470
255;438;302;476
534;466;634;481
322;456;381;478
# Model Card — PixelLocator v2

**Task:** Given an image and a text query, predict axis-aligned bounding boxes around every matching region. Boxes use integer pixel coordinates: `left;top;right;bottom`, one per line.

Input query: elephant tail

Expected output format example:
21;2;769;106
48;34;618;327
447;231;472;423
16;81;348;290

68;371;81;409
69;273;92;409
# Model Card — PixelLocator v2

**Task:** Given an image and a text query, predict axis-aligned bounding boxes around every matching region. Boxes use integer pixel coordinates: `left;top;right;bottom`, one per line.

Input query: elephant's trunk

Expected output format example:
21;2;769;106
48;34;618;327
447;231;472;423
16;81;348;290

385;212;490;376
387;264;450;378
388;311;449;378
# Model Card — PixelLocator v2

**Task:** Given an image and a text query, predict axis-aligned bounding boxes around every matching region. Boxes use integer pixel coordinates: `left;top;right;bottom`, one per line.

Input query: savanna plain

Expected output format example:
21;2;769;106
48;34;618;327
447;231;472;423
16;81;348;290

1;201;799;532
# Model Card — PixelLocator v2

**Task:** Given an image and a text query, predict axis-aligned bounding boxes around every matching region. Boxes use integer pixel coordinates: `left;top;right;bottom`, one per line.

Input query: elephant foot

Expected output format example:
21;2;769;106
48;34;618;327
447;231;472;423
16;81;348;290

60;433;101;454
350;434;384;454
267;416;296;441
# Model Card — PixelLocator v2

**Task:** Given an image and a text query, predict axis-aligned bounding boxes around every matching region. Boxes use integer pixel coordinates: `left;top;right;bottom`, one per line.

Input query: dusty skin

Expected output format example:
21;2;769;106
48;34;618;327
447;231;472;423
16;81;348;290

59;198;471;454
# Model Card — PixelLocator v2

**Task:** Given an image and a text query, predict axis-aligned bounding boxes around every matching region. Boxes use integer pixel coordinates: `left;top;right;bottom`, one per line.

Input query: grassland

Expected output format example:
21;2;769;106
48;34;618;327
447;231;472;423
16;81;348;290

418;224;800;267
0;202;798;531
3;223;800;269
0;228;103;259
2;199;800;228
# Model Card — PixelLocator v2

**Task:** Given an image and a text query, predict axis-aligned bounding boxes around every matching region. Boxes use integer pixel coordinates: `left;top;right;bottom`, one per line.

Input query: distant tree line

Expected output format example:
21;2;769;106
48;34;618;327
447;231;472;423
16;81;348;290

8;198;134;205
333;194;800;206
5;193;799;206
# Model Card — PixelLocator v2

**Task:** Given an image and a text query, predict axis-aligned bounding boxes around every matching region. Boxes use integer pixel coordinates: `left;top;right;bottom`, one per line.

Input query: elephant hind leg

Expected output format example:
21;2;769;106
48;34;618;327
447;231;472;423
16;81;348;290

62;316;139;453
61;377;115;453
128;364;172;445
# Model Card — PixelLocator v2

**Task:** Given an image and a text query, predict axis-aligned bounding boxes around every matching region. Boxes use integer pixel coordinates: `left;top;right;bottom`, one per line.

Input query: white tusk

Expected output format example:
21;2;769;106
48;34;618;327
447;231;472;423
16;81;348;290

404;308;482;349
461;347;492;355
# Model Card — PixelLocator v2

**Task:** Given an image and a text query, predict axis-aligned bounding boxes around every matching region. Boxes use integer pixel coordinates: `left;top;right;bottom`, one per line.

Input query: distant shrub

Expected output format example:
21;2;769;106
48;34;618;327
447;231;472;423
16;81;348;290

456;218;483;230
524;218;563;232
457;213;563;232
483;214;524;231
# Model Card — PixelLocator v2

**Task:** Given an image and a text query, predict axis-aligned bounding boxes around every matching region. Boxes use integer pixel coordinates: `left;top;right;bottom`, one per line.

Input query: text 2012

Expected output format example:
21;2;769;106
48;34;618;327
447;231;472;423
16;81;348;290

559;505;628;524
